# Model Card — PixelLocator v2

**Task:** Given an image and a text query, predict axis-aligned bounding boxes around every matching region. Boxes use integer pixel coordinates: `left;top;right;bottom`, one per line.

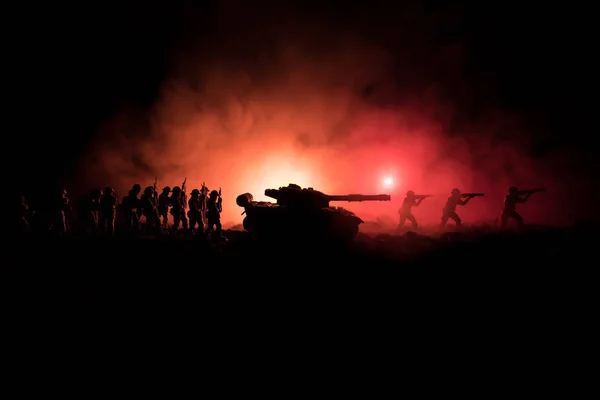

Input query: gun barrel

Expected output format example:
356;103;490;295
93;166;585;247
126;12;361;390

328;194;391;202
414;194;433;199
461;193;484;197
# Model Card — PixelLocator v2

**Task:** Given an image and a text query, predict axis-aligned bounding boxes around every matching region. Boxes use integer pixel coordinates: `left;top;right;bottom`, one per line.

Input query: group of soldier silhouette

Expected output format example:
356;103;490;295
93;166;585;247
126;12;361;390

398;186;544;230
18;178;227;241
18;179;545;238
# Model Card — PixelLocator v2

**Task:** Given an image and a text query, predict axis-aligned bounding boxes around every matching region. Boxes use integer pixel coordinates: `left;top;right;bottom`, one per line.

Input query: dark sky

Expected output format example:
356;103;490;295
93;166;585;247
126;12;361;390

10;0;596;191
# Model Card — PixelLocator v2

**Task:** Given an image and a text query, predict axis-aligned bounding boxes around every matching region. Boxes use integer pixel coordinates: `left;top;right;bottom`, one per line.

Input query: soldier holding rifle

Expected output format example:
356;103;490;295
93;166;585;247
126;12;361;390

501;186;544;228
441;188;483;227
398;190;431;229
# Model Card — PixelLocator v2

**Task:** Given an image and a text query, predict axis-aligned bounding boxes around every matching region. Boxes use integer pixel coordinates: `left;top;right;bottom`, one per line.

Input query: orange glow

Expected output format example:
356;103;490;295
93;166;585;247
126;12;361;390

81;27;564;228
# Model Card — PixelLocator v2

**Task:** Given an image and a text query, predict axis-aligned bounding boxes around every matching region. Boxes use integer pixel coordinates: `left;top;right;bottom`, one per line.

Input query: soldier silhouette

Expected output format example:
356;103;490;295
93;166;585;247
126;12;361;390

501;186;531;229
99;187;117;236
441;188;471;227
158;186;171;229
187;189;204;234
122;184;142;232
77;189;101;235
19;195;32;234
205;189;225;241
54;188;72;235
169;186;188;233
398;190;426;229
140;186;160;232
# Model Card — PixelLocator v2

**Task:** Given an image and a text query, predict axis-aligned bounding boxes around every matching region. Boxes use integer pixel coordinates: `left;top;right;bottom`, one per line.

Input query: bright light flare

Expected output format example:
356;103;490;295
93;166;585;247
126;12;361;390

382;176;393;187
238;155;326;202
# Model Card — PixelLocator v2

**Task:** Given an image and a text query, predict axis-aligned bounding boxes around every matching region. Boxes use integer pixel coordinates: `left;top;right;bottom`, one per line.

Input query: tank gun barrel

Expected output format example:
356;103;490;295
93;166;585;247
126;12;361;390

327;194;391;202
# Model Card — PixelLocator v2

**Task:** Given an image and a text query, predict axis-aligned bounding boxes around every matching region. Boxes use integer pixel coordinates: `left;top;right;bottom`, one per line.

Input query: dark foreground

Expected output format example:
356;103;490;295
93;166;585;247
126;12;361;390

2;225;596;379
4;225;595;303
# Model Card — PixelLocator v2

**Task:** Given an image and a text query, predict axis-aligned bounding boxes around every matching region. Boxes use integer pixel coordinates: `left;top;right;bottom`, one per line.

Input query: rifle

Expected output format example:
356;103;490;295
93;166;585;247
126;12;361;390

460;193;484;198
518;188;545;195
153;177;158;199
181;177;187;192
217;186;222;211
414;194;433;199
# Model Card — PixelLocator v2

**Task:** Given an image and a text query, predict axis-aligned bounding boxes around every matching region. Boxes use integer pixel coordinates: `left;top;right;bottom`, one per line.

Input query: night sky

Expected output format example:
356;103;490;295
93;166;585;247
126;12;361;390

10;0;597;221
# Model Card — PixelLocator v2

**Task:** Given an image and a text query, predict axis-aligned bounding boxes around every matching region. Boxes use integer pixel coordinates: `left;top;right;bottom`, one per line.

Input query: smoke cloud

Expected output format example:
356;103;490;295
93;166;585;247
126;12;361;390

78;2;597;227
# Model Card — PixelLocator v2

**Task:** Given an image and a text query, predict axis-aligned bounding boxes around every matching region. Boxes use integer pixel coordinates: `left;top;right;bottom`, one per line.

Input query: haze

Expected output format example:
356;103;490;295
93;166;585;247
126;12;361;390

78;2;594;227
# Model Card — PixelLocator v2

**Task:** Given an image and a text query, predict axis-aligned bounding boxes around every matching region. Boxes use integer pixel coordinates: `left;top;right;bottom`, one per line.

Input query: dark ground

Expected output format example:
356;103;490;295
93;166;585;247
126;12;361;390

2;226;596;382
4;225;595;306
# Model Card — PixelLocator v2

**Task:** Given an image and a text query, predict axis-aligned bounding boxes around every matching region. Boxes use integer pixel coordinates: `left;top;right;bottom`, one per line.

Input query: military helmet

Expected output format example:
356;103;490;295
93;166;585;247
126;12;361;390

104;186;114;194
162;186;171;192
191;189;200;195
406;190;415;196
451;188;460;195
144;186;154;195
132;183;142;191
172;186;181;193
209;190;219;198
509;186;518;193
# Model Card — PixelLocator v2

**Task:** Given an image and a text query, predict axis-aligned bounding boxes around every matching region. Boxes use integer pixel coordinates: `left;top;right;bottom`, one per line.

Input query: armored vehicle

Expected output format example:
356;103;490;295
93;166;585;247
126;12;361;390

236;183;391;241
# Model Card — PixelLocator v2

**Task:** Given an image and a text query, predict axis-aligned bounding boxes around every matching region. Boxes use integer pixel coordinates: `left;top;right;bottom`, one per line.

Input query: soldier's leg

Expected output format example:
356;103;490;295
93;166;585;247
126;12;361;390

398;214;407;228
181;214;188;230
441;213;449;227
512;211;523;228
450;212;462;225
407;212;418;228
174;214;182;230
500;213;509;229
107;217;115;236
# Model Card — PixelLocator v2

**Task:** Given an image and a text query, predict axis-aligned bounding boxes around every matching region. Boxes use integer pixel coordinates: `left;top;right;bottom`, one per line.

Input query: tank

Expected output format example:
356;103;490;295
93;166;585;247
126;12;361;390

236;183;391;241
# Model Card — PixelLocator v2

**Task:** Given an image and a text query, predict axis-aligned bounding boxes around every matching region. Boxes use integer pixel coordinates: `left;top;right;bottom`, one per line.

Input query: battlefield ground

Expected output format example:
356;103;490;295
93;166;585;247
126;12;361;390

3;222;597;371
4;223;596;303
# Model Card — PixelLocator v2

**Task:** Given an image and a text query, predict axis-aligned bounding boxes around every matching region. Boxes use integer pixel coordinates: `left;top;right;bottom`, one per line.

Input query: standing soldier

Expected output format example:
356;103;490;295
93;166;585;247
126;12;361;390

77;189;101;235
54;188;72;235
206;189;226;241
200;182;209;230
187;189;204;234
99;187;117;236
140;186;160;232
19;195;32;234
169;186;188;233
397;190;429;230
158;186;171;229
121;184;142;233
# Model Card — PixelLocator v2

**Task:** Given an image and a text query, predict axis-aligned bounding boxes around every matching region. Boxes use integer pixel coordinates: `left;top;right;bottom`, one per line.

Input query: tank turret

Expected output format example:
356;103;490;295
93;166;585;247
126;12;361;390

237;183;391;241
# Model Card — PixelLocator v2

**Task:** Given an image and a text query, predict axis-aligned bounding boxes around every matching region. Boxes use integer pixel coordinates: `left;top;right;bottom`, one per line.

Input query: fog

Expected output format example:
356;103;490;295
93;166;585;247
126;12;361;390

79;2;591;228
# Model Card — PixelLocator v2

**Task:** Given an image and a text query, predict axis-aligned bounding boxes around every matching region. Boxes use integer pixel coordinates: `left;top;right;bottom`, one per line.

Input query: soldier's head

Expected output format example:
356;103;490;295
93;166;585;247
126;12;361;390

406;190;415;197
91;189;102;198
191;189;200;197
144;186;154;196
509;186;518;194
451;188;461;197
104;186;114;195
132;184;142;193
172;186;181;196
209;190;219;199
162;186;171;193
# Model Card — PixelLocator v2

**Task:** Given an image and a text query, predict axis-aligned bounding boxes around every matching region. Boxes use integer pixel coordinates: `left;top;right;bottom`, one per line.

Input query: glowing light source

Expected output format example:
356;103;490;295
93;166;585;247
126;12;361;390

382;176;394;188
